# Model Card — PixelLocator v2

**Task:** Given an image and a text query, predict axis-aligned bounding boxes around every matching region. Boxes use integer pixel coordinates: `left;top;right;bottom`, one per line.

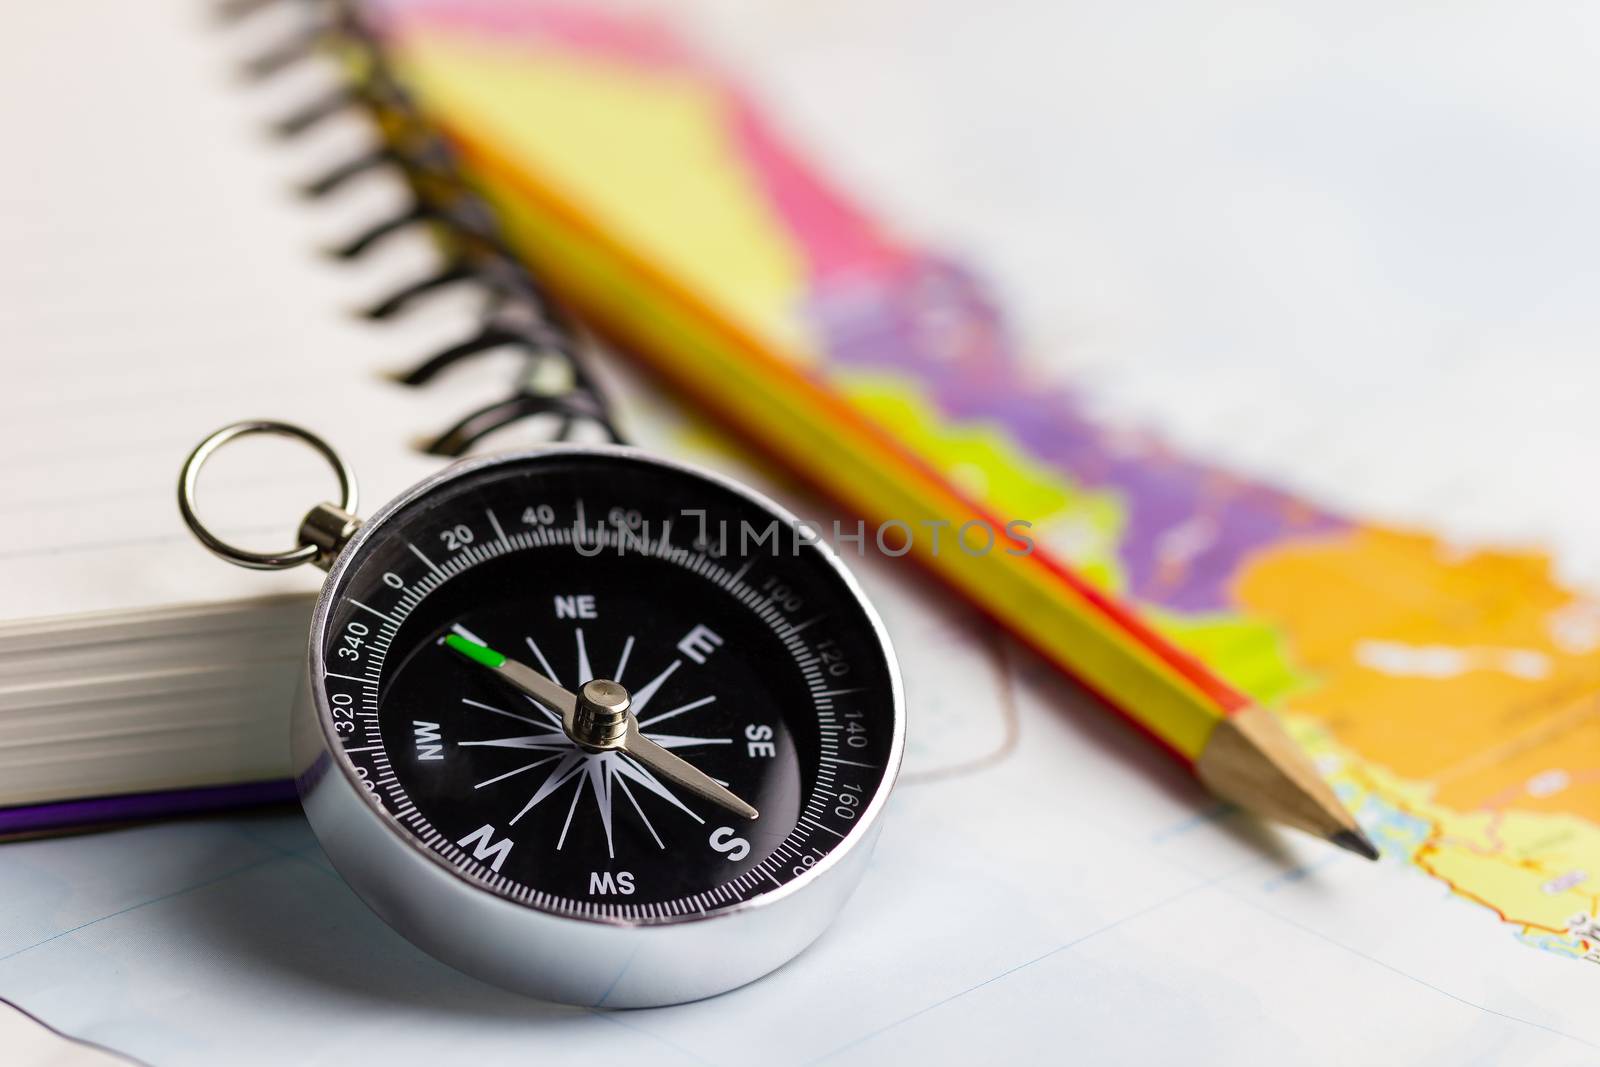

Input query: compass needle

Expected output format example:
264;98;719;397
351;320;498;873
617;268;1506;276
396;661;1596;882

449;636;758;820
622;727;758;822
190;431;903;1005
446;634;577;720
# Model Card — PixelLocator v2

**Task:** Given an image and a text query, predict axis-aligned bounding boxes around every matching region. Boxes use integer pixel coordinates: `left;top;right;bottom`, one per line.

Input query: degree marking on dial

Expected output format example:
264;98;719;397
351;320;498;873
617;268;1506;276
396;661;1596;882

325;672;371;685
349;599;399;626
821;757;879;769
475;754;561;790
729;559;754;585
636;694;715;730
407;541;444;577
486;508;508;546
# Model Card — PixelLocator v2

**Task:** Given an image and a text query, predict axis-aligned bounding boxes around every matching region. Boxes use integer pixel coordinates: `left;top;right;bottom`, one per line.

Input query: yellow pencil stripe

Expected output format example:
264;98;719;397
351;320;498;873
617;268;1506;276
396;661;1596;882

451;132;1228;763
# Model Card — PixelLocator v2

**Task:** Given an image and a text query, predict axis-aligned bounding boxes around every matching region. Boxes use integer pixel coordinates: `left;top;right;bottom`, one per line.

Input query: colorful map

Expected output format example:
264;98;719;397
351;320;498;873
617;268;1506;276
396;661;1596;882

379;0;1600;964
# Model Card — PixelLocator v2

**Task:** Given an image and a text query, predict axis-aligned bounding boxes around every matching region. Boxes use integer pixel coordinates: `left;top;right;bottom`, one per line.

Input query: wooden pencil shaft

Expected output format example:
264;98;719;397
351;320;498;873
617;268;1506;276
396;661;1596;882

454;130;1234;761
438;127;1367;851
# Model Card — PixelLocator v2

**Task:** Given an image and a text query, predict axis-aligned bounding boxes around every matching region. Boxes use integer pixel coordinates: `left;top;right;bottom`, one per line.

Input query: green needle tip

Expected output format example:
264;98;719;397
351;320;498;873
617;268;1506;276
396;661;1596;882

444;633;506;669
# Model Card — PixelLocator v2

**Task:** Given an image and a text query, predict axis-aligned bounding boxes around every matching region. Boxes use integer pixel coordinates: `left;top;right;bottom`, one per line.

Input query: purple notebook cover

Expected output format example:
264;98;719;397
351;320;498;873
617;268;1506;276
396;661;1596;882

0;780;299;839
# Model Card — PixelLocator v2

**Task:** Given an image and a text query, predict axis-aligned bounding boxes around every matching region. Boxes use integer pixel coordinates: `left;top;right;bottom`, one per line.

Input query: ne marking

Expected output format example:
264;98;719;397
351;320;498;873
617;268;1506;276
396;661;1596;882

821;757;879;769
486;508;508;545
325;672;374;685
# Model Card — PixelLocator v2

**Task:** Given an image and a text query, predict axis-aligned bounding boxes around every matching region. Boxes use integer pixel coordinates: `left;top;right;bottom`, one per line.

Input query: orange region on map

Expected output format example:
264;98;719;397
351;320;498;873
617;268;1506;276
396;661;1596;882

1237;527;1600;936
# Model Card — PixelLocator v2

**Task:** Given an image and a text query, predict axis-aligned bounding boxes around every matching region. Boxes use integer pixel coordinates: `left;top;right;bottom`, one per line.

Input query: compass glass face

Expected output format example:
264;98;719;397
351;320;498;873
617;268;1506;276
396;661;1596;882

314;451;899;922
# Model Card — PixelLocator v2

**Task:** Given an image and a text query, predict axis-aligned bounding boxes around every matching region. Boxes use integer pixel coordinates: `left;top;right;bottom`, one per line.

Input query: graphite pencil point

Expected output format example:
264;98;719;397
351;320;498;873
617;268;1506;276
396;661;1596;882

1330;828;1380;862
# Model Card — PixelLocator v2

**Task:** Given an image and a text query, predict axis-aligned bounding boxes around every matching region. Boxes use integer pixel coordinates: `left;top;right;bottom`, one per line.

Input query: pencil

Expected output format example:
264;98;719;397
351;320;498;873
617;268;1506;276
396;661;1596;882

442;120;1378;862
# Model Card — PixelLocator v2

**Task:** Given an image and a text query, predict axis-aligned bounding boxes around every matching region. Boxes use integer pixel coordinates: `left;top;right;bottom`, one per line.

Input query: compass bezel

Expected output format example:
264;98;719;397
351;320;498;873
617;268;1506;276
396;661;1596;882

293;443;904;1005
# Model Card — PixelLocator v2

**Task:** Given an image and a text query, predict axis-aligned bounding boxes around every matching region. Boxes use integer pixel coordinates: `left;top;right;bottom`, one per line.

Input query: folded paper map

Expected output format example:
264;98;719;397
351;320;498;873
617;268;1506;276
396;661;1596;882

376;0;1600;961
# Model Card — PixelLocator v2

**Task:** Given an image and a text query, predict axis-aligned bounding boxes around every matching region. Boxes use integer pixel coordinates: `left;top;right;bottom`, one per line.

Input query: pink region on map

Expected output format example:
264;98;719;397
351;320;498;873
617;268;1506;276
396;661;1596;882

382;0;1348;614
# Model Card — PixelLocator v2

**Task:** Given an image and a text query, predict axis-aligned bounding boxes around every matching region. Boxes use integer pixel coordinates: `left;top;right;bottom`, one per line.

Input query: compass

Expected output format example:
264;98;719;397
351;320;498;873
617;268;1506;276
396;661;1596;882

179;423;904;1007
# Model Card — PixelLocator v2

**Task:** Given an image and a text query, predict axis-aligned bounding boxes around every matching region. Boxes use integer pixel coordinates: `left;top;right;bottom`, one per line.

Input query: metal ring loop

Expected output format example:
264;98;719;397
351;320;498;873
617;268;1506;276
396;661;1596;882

178;420;359;571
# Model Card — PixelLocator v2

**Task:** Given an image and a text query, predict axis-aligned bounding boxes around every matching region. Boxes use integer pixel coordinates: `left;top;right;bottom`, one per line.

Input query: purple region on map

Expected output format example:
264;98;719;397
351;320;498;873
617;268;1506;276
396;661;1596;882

807;255;1349;613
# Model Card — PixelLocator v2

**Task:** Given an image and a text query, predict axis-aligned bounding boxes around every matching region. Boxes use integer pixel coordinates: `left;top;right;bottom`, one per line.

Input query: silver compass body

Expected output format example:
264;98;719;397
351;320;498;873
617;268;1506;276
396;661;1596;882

268;443;905;1006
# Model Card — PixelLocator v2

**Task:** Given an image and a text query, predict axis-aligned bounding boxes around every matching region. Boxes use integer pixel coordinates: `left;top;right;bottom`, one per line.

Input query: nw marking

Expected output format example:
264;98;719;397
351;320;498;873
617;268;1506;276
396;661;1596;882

412;721;444;760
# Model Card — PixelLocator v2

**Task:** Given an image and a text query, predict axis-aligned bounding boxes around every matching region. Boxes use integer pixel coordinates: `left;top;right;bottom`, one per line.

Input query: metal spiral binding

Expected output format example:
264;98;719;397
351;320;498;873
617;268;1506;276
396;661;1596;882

225;0;625;455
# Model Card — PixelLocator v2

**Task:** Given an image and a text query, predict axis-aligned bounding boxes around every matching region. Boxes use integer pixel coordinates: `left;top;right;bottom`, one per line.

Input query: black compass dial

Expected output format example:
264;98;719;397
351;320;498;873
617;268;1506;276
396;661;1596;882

314;451;899;922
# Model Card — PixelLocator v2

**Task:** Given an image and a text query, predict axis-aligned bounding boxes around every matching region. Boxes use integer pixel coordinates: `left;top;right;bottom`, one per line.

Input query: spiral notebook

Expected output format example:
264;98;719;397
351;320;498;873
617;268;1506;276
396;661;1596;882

0;1;630;834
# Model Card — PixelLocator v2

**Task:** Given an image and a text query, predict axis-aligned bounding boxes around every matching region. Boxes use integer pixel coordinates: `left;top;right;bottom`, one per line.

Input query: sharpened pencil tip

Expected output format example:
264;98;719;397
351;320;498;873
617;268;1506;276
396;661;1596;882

1330;828;1380;861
